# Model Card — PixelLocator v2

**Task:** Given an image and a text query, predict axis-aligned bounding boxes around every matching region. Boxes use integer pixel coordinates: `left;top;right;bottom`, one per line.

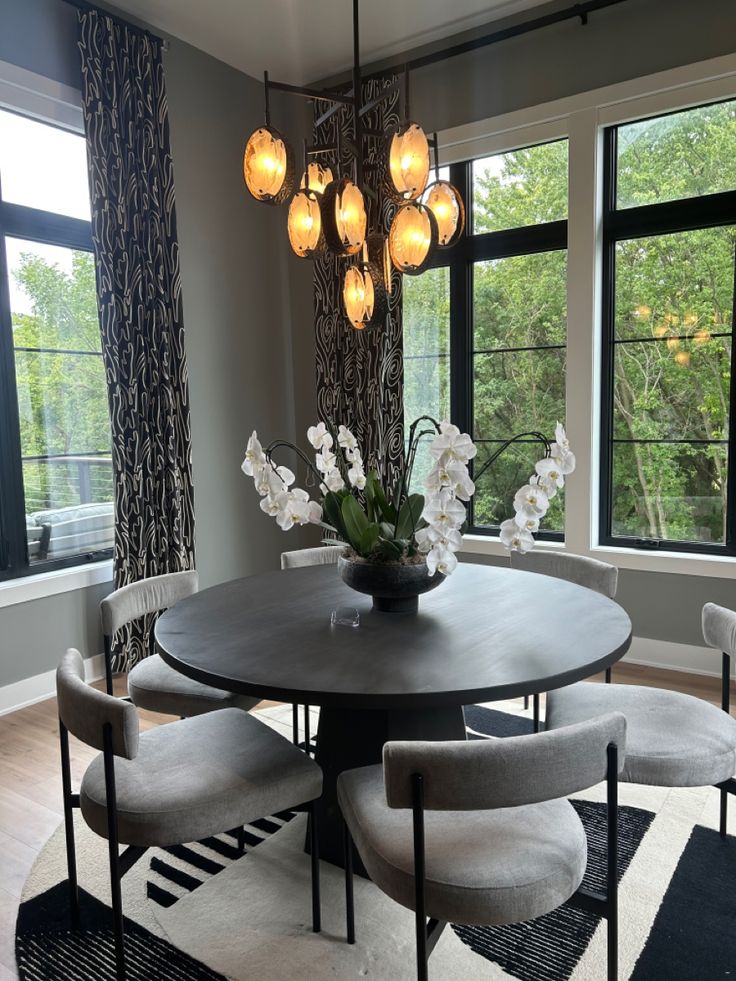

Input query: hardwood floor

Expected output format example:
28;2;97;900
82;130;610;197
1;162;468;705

0;664;733;977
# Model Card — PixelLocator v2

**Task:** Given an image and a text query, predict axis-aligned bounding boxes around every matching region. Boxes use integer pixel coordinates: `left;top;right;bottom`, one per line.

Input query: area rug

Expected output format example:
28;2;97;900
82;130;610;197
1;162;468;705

15;702;736;979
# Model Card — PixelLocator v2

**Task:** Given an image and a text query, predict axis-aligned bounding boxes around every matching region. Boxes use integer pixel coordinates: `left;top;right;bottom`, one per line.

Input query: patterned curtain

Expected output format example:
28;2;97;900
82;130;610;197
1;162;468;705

78;11;195;671
313;77;404;485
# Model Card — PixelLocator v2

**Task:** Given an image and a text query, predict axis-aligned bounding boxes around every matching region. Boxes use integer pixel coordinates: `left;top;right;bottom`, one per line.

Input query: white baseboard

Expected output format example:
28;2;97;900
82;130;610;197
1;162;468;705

0;653;105;717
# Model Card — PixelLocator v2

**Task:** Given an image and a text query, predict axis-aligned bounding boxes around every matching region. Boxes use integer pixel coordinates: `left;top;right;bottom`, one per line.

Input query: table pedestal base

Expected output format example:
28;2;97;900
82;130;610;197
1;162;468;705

310;705;466;872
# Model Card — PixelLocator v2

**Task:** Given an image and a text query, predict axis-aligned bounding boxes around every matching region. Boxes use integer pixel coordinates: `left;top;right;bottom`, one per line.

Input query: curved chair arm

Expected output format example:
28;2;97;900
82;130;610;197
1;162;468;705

280;546;342;569
101;570;198;637
703;603;736;659
384;712;626;811
57;649;139;759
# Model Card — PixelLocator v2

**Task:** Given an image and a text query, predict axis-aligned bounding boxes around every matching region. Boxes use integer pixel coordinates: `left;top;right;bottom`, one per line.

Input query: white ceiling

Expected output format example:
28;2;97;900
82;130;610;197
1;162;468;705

111;0;553;85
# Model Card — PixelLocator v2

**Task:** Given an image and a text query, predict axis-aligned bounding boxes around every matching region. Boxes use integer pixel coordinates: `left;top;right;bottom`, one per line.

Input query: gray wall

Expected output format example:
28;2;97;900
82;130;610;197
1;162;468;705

0;0;309;690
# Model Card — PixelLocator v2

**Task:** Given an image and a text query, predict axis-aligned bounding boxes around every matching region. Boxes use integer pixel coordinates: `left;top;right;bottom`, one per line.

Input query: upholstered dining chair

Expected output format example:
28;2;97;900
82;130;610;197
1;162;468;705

57;649;323;981
338;713;626;981
510;551;619;730
546;602;736;836
281;546;342;752
101;570;258;717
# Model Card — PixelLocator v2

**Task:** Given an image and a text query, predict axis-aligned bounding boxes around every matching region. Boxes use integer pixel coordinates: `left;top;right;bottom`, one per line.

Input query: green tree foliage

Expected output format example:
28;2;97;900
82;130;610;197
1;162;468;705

10;249;112;512
404;105;736;543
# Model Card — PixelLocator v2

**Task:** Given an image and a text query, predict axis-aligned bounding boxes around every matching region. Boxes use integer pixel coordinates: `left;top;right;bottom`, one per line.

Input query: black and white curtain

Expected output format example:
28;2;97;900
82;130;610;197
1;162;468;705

313;77;405;486
78;11;195;670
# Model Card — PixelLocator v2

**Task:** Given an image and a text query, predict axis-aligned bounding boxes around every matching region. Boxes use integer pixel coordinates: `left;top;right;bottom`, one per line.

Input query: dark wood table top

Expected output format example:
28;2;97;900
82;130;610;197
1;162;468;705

155;562;632;709
155;563;631;709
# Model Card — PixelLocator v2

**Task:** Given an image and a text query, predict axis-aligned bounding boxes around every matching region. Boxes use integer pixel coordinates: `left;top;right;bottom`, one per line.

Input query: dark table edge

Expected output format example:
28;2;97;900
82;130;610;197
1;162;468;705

155;626;633;710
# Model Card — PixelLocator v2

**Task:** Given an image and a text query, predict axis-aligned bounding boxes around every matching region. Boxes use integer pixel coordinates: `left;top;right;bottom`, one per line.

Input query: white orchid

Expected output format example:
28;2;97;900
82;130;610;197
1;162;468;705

242;431;267;476
348;461;366;489
416;524;463;553
426;543;459;576
324;468;346;493
430;422;477;465
276;488;322;530
260;491;288;517
426;460;475;501
499;518;535;553
315;448;337;474
422;488;467;530
254;464;295;498
535;457;565;490
513;483;550;517
513;510;540;533
307;422;333;451
338;425;358;452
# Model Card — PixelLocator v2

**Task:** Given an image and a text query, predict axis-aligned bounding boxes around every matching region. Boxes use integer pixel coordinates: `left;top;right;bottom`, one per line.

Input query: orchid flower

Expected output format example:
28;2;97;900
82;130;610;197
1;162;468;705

421;489;467;530
430;422;477;465
338;425;358;452
535;457;565;490
426;543;459;576
307;422;333;451
276;488;322;530
241;431;266;476
499;518;535;553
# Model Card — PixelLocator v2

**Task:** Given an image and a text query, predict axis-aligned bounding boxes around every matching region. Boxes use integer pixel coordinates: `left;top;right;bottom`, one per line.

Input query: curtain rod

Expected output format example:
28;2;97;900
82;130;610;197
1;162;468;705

58;0;168;50
363;0;632;81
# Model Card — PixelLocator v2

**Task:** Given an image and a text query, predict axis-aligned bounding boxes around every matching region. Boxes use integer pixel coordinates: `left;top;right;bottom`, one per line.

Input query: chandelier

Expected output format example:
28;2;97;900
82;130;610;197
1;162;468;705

242;0;464;331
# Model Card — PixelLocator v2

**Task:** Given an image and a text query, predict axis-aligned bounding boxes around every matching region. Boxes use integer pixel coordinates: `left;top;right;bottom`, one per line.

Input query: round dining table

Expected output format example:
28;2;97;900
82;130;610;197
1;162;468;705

155;562;632;867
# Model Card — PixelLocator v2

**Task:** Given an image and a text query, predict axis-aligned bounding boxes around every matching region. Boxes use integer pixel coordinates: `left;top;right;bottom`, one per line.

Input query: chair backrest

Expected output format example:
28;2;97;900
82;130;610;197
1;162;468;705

280;546;342;570
383;712;626;811
100;570;198;637
702;602;736;657
56;649;139;759
510;551;618;599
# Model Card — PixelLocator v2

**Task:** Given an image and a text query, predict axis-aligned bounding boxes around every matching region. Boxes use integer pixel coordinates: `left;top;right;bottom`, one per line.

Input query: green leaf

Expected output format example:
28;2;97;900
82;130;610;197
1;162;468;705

369;471;396;523
395;493;425;540
322;492;348;541
376;537;403;561
341;495;370;552
359;524;380;555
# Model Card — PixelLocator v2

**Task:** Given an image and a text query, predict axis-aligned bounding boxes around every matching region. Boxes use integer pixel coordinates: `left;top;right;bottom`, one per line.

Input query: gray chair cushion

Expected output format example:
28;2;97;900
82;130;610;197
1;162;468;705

128;654;259;717
81;708;322;847
547;683;736;787
101;571;199;637
702;602;736;658
338;765;586;927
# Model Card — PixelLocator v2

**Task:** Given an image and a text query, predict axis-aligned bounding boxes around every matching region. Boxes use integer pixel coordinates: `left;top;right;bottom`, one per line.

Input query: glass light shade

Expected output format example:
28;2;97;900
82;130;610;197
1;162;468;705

388;122;430;200
243;126;294;204
343;266;375;330
300;160;334;196
423;180;465;247
388;202;438;275
287;189;324;258
321;178;367;256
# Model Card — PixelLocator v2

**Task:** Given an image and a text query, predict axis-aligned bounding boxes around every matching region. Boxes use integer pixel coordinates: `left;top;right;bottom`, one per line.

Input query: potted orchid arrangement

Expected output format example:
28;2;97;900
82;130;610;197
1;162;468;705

242;417;574;612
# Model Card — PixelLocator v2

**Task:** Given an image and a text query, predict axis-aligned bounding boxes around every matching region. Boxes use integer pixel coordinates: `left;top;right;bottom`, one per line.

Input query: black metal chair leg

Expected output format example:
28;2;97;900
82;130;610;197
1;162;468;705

59;720;80;929
103;635;114;696
309;801;321;933
292;703;299;746
103;726;126;981
605;667;612;684
343;819;355;944
607;744;619;981
304;705;311;756
523;695;529;711
413;774;428;981
533;693;540;733
237;826;245;855
720;786;728;838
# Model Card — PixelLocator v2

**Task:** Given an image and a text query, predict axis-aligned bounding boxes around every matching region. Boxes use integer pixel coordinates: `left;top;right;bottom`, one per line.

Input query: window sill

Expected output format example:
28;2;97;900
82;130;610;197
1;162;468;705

0;559;113;609
460;534;736;579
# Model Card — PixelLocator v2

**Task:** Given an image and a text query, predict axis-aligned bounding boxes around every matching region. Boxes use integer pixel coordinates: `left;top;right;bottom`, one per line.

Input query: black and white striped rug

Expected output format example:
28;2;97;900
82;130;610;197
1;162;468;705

15;703;736;979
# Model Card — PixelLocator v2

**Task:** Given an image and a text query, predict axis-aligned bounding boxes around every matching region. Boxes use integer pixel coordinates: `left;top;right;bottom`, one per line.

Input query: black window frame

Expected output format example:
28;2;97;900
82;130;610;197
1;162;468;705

599;107;736;556
418;146;568;540
0;110;113;582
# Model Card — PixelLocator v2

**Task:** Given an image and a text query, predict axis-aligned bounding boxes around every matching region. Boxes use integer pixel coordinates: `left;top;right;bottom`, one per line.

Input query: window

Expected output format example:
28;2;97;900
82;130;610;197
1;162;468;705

0;108;113;580
403;140;568;536
600;100;736;554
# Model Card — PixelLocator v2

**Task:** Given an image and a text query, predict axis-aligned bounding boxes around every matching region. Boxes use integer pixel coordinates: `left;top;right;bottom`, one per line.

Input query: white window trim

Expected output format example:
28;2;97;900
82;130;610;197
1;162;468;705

437;52;736;580
0;559;113;609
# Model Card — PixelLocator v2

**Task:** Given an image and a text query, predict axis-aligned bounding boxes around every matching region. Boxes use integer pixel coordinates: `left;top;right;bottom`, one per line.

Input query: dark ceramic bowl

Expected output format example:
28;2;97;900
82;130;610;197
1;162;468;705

338;554;445;613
